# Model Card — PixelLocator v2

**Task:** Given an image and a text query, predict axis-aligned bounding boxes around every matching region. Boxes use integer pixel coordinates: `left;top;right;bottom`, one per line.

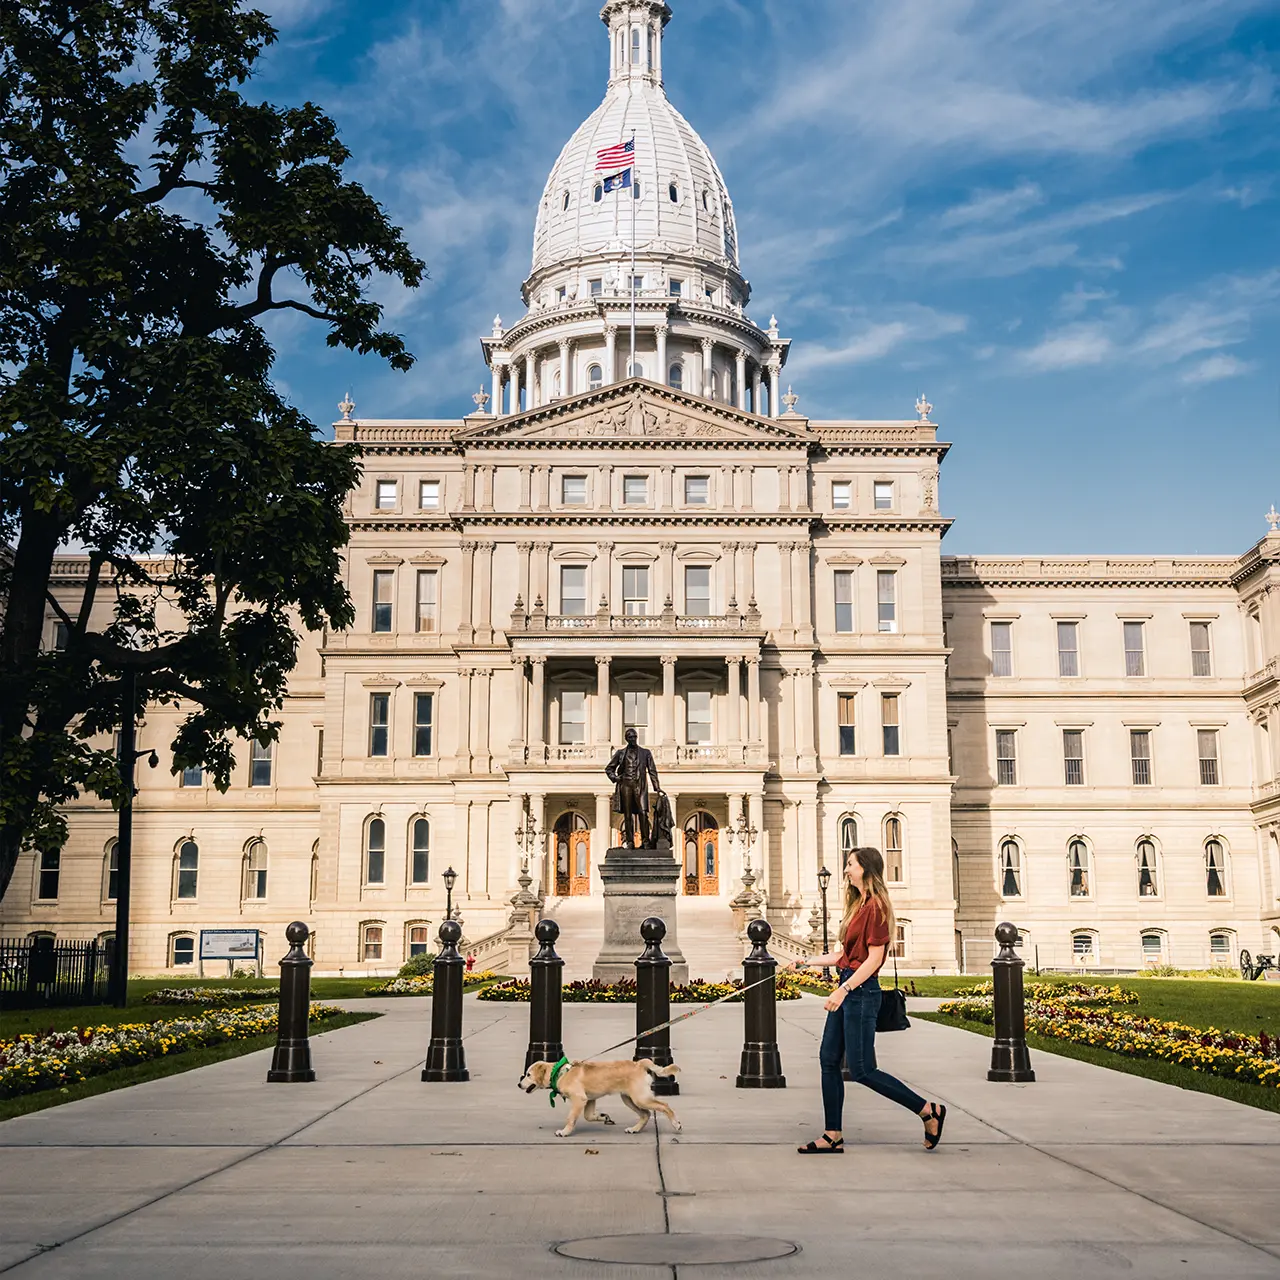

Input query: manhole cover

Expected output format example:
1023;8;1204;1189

555;1234;799;1265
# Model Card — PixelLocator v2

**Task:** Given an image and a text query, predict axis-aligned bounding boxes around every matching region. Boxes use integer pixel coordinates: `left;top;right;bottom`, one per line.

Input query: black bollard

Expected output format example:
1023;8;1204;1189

267;921;316;1083
988;921;1035;1083
736;919;786;1088
634;917;679;1096
422;919;470;1082
524;919;565;1072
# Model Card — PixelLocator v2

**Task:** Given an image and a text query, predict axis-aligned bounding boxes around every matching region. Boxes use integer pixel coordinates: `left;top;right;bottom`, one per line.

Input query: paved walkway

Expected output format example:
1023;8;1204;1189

2;994;1280;1278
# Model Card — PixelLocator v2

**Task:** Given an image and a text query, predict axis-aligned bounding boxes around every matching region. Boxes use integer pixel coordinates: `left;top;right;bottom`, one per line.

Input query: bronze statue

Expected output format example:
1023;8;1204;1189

651;789;675;852
605;727;661;849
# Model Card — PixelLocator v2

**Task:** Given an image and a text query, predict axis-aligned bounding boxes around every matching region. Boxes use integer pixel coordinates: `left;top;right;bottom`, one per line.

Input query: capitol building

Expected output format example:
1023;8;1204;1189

9;0;1280;977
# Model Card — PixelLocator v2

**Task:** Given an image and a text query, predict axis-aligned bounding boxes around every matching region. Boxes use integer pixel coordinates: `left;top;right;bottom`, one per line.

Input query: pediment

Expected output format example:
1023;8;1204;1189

455;379;811;448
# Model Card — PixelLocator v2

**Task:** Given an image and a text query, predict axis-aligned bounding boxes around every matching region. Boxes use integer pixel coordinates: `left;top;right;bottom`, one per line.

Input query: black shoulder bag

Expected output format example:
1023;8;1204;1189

876;956;910;1033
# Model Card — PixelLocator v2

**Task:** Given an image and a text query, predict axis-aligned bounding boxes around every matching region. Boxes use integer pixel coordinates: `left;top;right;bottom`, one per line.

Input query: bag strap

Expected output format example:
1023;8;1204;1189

893;955;900;991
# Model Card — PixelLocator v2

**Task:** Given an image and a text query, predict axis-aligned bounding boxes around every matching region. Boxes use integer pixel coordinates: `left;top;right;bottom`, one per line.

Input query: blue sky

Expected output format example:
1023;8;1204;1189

248;0;1280;555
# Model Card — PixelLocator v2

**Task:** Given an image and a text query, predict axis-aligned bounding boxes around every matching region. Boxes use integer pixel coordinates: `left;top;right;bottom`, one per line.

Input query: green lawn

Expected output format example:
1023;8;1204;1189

0;1009;378;1123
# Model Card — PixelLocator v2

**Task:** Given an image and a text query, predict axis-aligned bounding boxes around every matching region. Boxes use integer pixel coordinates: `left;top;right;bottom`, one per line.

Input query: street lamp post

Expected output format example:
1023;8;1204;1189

817;865;832;982
442;866;458;922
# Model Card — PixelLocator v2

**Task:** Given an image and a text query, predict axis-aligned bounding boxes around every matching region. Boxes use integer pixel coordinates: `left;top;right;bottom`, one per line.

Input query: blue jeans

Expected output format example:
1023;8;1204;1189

819;971;926;1132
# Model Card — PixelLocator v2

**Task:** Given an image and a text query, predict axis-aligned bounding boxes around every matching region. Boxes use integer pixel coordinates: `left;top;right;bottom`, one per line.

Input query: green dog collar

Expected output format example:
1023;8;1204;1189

548;1055;571;1108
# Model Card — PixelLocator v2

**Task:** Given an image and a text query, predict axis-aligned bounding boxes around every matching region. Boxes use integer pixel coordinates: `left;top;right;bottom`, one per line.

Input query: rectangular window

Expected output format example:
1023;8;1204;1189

52;621;70;650
630;274;644;292
560;566;589;616
684;566;712;616
249;739;272;788
419;480;440;510
415;570;438;634
107;845;119;901
624;691;649;743
372;571;393;633
172;936;195;966
363;926;383;961
37;850;60;900
1198;729;1220;786
877;571;897;634
408;925;432;957
1057;621;1080;677
176;843;199;899
560;690;587;744
180;765;203;787
562;474;587;505
414;693;434;757
375;480;397;510
622;566;649;616
873;481;894;510
669;278;683;296
990;622;1013;677
881;693;900;756
631;26;641;62
684;475;710;505
316;728;324;777
369;693;390;758
589;278;603;297
995;730;1017;785
1210;933;1231;959
831;482;852;510
1130;730;1152;786
686;689;712;744
244;843;268;900
623;475;648;505
1123;621;1146;677
1063;730;1084;786
410;821;430;885
1190;621;1212;677
838;693;856;756
556;285;567;302
834;571;854;634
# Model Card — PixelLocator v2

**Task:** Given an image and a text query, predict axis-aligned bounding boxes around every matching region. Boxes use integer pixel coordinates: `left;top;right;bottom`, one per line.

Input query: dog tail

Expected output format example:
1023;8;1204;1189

638;1059;681;1078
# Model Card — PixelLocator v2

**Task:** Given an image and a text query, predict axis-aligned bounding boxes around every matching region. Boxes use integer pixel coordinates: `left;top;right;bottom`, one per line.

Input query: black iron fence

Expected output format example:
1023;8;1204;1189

0;936;113;1010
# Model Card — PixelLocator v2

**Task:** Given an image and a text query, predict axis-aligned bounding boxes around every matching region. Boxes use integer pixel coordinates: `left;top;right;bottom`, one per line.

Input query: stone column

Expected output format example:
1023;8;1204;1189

595;656;612;746
597;540;615;605
723;542;739;605
752;364;762;414
534;542;552;609
491;362;503;416
457;667;474;772
795;665;815;770
726;656;743;747
742;541;757;601
700;337;714;397
798;796;819;906
776;542;793;642
529;656;547;757
509;361;521;415
461;464;476;512
768;361;781;418
792;540;812;634
458;541;477;643
598;468;614;513
474;667;493;773
525;351;536;408
476;541;495;642
517;541;532;605
605;325;618;383
746;657;762;745
655;324;669;385
660;541;677;609
559;337;572;398
748;790;765;892
510;655;528;761
660;466;674;511
735;350;747;409
661;655;677;746
518;467;531;512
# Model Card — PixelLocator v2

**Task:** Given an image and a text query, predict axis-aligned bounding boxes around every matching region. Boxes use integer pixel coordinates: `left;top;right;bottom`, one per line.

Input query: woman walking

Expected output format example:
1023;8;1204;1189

786;846;945;1154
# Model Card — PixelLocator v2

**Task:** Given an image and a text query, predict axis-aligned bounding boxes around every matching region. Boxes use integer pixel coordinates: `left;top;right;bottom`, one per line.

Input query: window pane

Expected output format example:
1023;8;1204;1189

834;571;853;633
881;693;899;756
370;693;389;757
1206;841;1226;897
991;622;1013;677
587;362;603;388
668;362;684;390
562;475;587;505
560;691;587;744
622;566;649;615
414;693;434;757
1124;621;1146;676
408;925;431;956
1142;933;1163;958
1000;841;1021;897
1210;933;1231;957
373;571;393;633
1138;840;1158;896
1130;730;1151;785
996;730;1017;785
686;689;712;744
419;480;440;509
561;566;588;615
1198;729;1219;785
375;480;397;509
363;926;383;960
685;566;712;616
623;691;649;742
177;841;199;899
1069;840;1089;897
623;475;648;504
107;843;119;901
1063;730;1084;785
669;278;683;295
1190;621;1212;676
877;571;897;634
1057;622;1079;677
250;739;272;788
838;693;856;756
873;481;893;510
684;475;709;505
832;482;851;510
411;819;430;884
245;841;268;900
1073;934;1094;958
37;850;60;900
416;571;438;633
366;819;385;884
885;817;903;881
181;764;203;787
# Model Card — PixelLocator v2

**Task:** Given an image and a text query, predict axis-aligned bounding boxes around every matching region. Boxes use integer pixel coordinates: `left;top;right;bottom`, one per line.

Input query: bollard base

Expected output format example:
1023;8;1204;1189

524;1040;565;1072
422;1040;470;1082
267;1041;315;1083
736;1045;786;1089
988;1043;1035;1083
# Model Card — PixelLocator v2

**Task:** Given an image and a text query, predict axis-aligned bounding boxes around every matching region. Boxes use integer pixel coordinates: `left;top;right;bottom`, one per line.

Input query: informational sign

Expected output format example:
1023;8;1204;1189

199;929;260;962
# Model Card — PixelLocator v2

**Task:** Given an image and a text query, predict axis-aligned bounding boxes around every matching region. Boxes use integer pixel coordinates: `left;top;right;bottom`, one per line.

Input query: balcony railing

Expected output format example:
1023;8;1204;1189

511;597;763;636
1246;659;1278;693
678;744;729;762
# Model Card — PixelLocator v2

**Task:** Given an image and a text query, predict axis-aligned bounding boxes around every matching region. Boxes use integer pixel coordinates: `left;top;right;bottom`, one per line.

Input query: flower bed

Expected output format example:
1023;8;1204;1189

143;987;281;1006
364;970;501;997
478;974;804;1003
0;1003;343;1099
937;984;1280;1089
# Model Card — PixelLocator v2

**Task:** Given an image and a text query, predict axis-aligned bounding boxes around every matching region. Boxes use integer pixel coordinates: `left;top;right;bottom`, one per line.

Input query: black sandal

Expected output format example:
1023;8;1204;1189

922;1103;946;1150
797;1134;844;1154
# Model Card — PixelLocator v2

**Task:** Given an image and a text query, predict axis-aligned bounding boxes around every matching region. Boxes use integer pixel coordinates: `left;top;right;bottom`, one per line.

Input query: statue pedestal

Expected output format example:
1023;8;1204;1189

593;847;688;986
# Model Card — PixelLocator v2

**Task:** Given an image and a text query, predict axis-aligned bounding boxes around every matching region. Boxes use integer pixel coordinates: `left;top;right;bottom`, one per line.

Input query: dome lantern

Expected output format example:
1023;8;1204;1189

601;1;672;88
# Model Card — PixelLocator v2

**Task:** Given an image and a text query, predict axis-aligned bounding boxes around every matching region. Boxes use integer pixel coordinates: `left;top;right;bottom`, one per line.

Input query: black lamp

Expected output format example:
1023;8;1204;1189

817;865;833;981
442;865;458;920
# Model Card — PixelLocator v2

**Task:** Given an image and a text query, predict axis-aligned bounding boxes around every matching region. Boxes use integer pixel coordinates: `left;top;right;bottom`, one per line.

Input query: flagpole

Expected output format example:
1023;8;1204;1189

629;129;637;379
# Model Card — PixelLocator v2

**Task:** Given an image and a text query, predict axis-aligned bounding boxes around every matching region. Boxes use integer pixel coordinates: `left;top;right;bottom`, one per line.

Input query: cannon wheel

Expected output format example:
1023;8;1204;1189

1240;949;1254;981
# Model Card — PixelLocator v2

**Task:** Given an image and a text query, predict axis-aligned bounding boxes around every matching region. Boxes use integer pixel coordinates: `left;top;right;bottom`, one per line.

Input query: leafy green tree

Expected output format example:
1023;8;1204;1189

0;0;425;900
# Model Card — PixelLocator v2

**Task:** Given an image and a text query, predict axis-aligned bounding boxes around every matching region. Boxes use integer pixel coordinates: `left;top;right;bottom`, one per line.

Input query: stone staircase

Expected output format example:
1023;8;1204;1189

541;895;748;982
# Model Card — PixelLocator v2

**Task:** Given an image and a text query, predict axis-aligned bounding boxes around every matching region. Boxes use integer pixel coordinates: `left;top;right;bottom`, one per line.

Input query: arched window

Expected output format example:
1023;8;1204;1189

587;363;603;390
683;811;718;882
951;838;961;904
174;840;199;900
554;811;590;879
1140;931;1165;965
553;370;562;398
633;181;642;201
1067;838;1090;898
594;183;603;204
243;839;268;901
361;921;384;962
708;370;719;400
890;919;910;959
1137;838;1159;897
629;361;644;378
999;839;1021;898
310;843;319;904
702;189;710;211
668;362;684;391
883;815;903;882
561;191;570;211
104;840;119;902
668;181;679;203
410;818;430;885
1072;931;1097;965
840;817;858;870
1209;930;1234;964
366;818;386;885
169;933;195;967
1205;839;1227;897
408;923;432;957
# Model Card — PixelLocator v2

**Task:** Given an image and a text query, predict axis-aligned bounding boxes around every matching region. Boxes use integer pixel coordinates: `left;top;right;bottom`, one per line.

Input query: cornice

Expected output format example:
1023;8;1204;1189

941;555;1238;589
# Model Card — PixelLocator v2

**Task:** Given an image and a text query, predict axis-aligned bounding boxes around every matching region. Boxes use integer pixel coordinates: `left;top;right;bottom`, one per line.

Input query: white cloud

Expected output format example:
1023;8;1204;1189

940;182;1044;228
1021;323;1116;370
1057;283;1115;317
786;308;967;375
1181;353;1256;383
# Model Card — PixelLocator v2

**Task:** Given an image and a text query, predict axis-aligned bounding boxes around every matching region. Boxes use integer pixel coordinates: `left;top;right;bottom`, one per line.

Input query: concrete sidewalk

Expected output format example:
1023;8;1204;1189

2;993;1279;1278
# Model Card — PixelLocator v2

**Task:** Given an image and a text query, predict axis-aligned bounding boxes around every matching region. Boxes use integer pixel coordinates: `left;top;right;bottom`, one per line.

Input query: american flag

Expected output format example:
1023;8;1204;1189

595;138;635;173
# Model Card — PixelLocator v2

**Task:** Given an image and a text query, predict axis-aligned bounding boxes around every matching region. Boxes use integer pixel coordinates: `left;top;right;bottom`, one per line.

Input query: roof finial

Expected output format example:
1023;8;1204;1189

1267;505;1280;533
492;314;504;338
915;393;933;422
782;385;799;414
767;314;779;339
473;387;492;414
338;391;355;422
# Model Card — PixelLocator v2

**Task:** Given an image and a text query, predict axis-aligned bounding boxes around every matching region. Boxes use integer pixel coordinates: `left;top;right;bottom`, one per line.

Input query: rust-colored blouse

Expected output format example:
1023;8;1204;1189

838;898;890;973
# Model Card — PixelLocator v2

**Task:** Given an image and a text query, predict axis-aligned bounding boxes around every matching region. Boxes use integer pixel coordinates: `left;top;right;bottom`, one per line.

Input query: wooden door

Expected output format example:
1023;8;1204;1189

570;830;591;896
698;829;719;896
553;811;590;897
683;812;719;896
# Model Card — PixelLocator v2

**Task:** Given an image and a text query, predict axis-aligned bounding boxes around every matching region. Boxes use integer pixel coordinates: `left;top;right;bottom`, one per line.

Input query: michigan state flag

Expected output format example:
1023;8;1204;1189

603;169;632;193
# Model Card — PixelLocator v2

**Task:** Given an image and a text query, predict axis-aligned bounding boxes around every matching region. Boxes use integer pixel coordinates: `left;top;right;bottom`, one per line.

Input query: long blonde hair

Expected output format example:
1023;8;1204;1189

840;847;896;944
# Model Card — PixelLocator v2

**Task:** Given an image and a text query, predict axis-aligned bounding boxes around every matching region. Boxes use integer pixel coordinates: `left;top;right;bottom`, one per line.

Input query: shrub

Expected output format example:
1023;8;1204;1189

478;974;804;1003
397;953;436;977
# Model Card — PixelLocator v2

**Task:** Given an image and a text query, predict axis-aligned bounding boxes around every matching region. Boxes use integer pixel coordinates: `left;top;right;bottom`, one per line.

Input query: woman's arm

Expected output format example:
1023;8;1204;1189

784;952;843;972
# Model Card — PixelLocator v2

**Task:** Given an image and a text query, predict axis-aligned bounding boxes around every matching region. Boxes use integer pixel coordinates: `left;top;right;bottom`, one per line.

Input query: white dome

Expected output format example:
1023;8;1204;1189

530;10;739;280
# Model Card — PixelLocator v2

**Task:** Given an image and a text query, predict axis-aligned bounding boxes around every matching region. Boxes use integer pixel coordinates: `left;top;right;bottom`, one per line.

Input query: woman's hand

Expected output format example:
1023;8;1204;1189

823;986;848;1013
782;960;800;973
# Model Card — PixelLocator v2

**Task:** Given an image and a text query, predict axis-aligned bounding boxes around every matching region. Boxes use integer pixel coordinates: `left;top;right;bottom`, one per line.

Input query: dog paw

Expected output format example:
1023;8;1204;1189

600;1114;615;1125
555;1129;570;1138
625;1124;645;1134
672;1120;683;1133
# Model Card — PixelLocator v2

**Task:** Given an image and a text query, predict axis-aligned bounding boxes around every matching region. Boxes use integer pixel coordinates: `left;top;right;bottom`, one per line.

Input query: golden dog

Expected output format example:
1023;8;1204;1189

519;1058;682;1138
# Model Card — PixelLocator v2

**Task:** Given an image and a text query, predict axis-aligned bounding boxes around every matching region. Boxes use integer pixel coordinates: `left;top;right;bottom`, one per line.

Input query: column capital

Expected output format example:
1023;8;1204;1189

534;541;553;552
659;540;678;552
476;540;496;552
721;540;739;553
745;655;761;668
655;322;669;336
596;540;615;551
517;540;534;552
529;655;548;668
511;653;526;668
661;654;679;668
596;654;612;668
701;336;714;355
460;540;478;553
605;324;618;338
726;654;743;667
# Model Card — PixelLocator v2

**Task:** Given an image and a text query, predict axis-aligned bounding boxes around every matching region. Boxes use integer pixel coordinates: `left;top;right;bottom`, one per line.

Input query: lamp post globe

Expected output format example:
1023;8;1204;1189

443;866;458;921
817;865;832;982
